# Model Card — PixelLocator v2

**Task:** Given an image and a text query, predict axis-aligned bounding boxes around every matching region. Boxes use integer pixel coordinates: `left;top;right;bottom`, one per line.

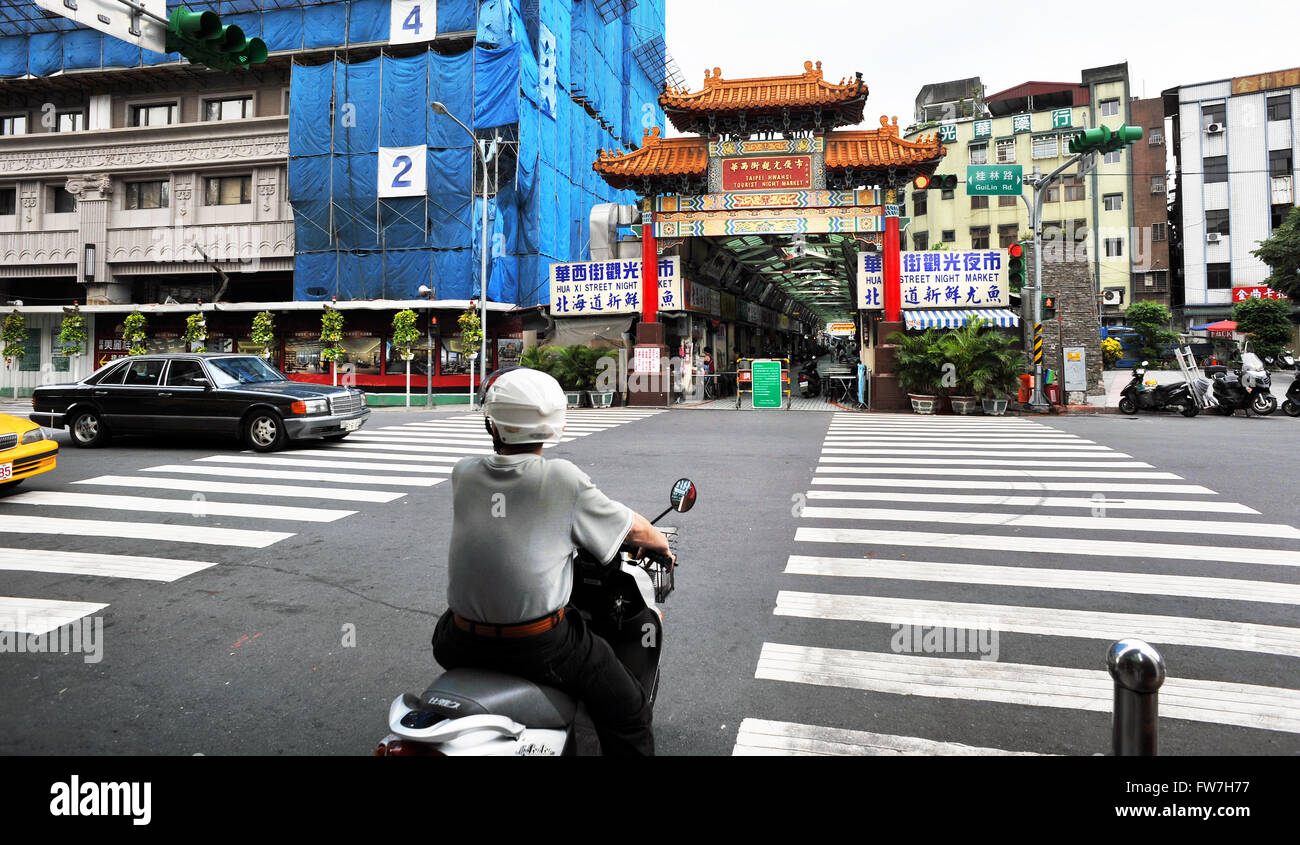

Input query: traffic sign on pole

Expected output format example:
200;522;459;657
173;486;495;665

34;0;167;54
966;165;1023;196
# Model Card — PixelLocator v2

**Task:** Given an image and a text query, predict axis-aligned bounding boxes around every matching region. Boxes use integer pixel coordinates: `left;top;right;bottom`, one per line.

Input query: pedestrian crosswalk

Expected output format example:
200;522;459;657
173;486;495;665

0;408;661;636
736;413;1300;756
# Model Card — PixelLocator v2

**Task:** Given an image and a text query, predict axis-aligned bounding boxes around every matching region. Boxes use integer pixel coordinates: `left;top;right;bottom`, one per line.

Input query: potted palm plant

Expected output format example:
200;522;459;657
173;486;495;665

888;327;949;414
950;318;1026;415
585;347;616;408
550;345;597;408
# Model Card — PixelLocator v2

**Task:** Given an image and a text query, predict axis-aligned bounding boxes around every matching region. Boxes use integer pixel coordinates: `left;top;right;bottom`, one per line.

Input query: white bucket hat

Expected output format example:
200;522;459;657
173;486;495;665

481;367;568;445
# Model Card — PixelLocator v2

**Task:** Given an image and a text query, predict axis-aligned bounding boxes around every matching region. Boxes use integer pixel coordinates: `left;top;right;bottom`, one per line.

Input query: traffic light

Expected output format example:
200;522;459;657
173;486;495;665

924;174;958;191
166;6;268;71
1068;124;1143;155
913;174;930;191
1007;242;1025;294
1042;294;1057;317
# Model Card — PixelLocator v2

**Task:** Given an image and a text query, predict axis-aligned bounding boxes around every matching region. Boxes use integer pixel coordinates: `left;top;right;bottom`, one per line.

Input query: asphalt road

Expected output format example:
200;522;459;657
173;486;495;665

0;405;1297;756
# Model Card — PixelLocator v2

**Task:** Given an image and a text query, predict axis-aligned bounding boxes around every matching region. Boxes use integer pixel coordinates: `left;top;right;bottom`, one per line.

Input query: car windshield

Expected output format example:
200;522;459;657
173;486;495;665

206;356;287;387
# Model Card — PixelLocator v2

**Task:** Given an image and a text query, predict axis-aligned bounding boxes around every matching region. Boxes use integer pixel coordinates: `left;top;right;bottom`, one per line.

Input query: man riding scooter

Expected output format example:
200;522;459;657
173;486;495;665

429;366;674;756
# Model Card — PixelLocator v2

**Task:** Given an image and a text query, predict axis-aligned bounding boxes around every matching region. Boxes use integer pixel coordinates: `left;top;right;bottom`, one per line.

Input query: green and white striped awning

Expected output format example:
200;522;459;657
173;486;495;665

904;308;1021;330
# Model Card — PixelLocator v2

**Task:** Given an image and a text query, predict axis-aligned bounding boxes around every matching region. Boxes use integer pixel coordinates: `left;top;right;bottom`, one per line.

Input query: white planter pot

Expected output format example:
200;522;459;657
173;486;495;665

981;398;1009;416
908;394;938;414
950;395;981;415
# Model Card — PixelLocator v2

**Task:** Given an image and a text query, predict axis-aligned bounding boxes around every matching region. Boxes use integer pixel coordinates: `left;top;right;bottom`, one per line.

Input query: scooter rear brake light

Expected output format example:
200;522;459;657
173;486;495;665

376;740;444;757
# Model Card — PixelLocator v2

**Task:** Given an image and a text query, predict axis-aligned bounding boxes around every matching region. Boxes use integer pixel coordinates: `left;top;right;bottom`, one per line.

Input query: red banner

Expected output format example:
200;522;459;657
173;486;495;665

1232;285;1288;302
722;156;812;192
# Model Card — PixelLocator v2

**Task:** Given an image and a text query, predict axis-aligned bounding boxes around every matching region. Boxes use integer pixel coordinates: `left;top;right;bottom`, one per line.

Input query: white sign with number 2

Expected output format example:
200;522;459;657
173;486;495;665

390;0;436;45
378;146;427;198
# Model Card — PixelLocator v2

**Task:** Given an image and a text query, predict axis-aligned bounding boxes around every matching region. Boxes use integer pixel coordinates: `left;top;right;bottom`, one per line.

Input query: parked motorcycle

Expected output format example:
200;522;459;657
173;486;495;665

1210;352;1276;416
797;358;822;398
376;478;696;757
1264;349;1296;372
1282;375;1300;417
1117;361;1199;417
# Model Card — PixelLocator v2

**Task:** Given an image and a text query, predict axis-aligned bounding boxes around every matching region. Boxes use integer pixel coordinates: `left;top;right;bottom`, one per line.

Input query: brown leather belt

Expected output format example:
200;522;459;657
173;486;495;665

454;608;565;638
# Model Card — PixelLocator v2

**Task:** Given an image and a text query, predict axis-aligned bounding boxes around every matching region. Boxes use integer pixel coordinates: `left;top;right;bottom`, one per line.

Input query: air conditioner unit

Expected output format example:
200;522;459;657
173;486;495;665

1206;123;1224;134
1102;289;1124;306
1206;232;1221;243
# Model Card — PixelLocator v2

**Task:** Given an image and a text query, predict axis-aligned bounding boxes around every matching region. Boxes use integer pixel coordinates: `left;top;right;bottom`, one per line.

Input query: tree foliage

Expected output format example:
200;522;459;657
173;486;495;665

1123;301;1178;362
123;312;148;356
1232;297;1294;361
2;310;28;364
319;308;345;363
391;309;420;361
1251;206;1300;300
251;311;276;358
58;306;88;357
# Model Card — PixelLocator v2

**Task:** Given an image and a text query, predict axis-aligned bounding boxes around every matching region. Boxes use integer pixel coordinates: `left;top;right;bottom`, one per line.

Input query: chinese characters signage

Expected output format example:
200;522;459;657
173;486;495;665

973;119;992;139
1233;285;1288;302
1012;114;1032;134
549;256;682;316
1232;68;1300;95
857;250;1008;310
721;155;813;192
937;124;958;143
1051;108;1073;129
966;165;1023;196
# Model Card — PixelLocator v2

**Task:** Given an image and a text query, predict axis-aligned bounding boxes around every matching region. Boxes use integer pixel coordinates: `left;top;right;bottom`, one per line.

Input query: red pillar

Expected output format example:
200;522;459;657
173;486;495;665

883;212;901;323
642;209;658;322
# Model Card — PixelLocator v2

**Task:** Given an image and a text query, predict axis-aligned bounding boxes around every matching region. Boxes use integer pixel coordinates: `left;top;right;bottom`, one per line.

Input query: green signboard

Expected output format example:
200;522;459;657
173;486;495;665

966;165;1023;196
751;359;783;409
1051;108;1073;129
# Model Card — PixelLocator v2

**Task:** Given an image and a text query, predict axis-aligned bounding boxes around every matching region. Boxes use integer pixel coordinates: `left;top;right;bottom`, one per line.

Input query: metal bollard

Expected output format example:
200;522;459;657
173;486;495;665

1107;639;1166;756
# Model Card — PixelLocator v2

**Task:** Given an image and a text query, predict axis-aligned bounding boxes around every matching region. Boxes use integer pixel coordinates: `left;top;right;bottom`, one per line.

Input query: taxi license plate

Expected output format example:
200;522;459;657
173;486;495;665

0;463;11;481
342;419;363;432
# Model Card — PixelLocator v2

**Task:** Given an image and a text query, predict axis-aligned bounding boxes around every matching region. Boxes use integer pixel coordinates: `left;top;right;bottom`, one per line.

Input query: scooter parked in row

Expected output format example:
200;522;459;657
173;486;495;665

376;478;696;757
797;357;822;398
1282;374;1300;417
1118;361;1200;417
1210;352;1276;416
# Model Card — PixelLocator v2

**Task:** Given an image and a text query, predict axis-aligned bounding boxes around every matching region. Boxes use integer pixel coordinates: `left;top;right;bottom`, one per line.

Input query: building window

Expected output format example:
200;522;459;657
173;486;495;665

48;185;75;213
998;194;1017;208
126;180;170;210
912;190;927;217
1103;193;1123;212
1142;271;1169;292
205;175;251;206
1104;149;1122;165
998;223;1019;248
970;195;988;210
1105;238;1124;257
1152;222;1167;241
1045;184;1060;203
19;329;41;372
0;188;14;216
913;232;928;250
1203;156;1228;183
1151;175;1165;194
1031;134;1059;159
203;96;252;122
941;229;955;243
1202;102;1226;129
970;226;990;250
1148;128;1163;145
284;89;291;114
995;138;1016;163
1206;262;1231;289
55;111;84;132
1269;149;1293;178
1100;98;1120;117
969;143;988;165
1063;175;1085;202
1206;209;1230;236
130;103;177;127
1274;203;1296;232
1267;95;1291;122
0;114;27;135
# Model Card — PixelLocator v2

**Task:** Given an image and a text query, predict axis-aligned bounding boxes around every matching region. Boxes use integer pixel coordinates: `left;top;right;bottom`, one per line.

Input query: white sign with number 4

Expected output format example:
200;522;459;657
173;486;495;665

378;146;427;198
390;0;436;45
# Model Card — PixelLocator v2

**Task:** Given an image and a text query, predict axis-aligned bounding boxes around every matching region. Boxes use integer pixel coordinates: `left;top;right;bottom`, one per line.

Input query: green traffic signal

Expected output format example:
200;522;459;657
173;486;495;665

1068;124;1144;155
166;6;268;71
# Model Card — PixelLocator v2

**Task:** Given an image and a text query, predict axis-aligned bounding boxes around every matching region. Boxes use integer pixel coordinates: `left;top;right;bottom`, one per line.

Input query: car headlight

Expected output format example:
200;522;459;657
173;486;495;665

290;399;328;415
20;428;46;444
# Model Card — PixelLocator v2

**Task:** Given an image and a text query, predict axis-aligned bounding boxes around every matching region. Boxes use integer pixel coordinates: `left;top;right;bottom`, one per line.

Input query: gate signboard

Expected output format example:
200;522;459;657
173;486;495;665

751;359;783;409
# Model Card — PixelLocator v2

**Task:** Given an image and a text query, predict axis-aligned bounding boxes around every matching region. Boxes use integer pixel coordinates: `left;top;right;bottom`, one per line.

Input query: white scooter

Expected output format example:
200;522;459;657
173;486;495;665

376;479;697;756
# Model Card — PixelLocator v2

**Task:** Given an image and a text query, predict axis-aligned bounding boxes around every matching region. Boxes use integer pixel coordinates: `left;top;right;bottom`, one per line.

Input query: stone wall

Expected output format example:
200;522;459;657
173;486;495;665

1020;244;1105;401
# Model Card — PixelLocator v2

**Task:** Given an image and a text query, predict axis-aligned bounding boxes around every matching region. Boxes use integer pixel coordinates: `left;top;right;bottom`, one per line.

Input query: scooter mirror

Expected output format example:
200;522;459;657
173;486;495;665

670;478;697;513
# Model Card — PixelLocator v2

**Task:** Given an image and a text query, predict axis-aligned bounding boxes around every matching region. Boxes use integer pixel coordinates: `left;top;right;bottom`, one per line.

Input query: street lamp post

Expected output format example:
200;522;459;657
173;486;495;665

431;101;490;410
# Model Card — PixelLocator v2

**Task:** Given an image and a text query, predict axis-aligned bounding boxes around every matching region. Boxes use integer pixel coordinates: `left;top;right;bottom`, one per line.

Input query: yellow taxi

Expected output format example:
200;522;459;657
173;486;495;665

0;412;58;489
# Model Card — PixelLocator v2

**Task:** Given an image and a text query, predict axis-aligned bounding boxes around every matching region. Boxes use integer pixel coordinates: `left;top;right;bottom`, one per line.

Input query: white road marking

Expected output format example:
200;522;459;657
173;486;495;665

795;526;1300;569
0;515;293;548
811;477;1215;494
818;448;1130;458
196;455;451;474
802;489;1253;513
798;505;1300;539
329;442;489;456
818;456;1153;468
731;718;1047;756
0;597;110;635
0;491;355;522
141;465;443;487
784;554;1300;606
814;466;1180;479
755;643;1300;734
280;449;461;465
0;547;218;582
73;475;405;503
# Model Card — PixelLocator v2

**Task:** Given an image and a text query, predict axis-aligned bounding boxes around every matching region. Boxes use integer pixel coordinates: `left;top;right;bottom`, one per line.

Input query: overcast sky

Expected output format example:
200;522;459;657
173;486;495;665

664;0;1298;133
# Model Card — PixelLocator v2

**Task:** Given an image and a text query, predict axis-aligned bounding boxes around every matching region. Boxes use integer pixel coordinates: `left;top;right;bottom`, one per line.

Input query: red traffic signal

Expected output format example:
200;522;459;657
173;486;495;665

1008;243;1023;259
913;174;930;191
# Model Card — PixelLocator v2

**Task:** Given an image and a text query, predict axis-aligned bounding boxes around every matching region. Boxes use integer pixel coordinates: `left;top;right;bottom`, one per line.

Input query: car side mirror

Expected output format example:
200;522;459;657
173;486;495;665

192;377;212;389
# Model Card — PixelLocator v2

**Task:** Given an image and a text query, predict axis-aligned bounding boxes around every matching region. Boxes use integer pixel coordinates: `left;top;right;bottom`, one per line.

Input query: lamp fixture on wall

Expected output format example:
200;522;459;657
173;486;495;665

83;244;95;282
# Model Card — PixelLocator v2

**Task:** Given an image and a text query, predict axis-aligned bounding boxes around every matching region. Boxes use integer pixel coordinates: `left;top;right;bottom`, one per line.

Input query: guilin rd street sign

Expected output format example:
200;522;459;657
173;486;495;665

966;165;1023;196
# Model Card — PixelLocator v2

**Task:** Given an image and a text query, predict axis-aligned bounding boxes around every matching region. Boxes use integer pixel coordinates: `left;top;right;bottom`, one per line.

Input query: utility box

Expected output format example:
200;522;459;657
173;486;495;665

1063;346;1088;392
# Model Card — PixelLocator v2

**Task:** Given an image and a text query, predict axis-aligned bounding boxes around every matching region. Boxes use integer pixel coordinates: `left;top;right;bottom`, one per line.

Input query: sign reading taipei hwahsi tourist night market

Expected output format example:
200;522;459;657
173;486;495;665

857;250;1008;310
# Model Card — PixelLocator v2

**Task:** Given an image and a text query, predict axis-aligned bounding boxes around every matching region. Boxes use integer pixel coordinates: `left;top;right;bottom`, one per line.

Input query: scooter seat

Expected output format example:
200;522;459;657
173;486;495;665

421;669;576;729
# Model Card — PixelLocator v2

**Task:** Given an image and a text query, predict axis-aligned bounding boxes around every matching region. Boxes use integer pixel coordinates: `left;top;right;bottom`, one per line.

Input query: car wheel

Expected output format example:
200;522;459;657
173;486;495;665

244;410;288;452
1251;394;1277;416
70;409;110;448
1118;397;1136;415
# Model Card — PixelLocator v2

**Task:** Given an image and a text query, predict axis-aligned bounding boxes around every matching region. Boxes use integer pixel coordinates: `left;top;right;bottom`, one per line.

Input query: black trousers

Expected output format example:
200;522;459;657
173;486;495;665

431;608;654;757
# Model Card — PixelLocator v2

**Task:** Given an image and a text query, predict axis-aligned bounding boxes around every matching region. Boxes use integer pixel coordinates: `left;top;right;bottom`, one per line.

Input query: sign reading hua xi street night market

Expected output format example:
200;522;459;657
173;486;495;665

857;250;1009;310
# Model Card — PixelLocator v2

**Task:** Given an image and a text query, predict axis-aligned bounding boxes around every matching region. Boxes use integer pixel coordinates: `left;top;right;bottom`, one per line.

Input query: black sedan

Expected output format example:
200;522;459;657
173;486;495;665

30;353;370;452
